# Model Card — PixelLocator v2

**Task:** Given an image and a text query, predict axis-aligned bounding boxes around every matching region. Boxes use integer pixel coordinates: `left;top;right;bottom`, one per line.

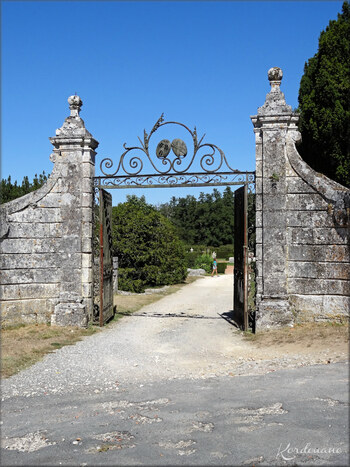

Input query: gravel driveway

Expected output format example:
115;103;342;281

3;274;347;403
3;275;241;398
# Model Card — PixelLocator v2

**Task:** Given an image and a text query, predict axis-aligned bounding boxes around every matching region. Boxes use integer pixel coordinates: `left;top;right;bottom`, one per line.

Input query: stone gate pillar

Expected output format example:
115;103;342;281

251;68;298;328
49;96;98;326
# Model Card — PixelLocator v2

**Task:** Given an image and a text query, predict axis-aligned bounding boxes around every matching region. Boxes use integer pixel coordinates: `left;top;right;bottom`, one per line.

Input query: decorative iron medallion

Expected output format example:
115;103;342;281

156;139;171;158
171;138;187;157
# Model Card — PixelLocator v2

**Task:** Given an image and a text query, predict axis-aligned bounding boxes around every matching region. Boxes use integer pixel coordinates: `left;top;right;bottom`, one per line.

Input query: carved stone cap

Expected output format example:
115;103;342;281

257;67;292;116
54;95;93;139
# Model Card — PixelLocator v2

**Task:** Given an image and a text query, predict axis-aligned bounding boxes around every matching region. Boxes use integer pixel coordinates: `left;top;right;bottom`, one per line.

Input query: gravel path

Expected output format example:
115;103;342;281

1;275;347;400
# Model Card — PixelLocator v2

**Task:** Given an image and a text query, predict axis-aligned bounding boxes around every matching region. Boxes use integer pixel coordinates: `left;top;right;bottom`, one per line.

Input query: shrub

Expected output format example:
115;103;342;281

113;196;187;293
183;245;216;269
118;268;144;293
184;251;197;269
194;254;213;274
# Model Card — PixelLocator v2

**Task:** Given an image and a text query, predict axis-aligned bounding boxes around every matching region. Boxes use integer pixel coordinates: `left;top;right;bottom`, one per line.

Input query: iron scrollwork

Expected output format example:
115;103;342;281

94;172;255;189
98;114;244;183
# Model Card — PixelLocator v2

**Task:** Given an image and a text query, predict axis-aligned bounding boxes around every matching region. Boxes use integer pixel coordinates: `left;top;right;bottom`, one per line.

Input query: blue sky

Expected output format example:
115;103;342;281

1;0;344;206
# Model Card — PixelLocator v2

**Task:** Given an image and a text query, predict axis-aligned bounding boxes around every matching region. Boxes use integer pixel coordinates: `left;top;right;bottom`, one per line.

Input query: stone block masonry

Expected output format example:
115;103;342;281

0;96;97;327
251;67;350;328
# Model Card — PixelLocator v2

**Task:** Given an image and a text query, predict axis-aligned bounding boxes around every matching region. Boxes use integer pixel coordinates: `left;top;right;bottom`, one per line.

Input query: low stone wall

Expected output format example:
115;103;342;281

286;137;349;322
252;67;349;328
0;174;62;324
0;96;97;327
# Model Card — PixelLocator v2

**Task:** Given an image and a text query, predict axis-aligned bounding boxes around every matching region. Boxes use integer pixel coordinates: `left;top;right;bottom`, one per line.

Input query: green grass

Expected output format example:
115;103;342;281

1;323;99;378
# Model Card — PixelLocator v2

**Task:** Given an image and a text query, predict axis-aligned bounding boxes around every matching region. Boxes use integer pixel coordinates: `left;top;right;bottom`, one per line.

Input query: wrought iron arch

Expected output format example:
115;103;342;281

93;115;255;331
94;114;255;189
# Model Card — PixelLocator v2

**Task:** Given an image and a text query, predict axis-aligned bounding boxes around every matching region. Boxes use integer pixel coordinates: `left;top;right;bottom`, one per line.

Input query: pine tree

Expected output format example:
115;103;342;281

0;171;48;204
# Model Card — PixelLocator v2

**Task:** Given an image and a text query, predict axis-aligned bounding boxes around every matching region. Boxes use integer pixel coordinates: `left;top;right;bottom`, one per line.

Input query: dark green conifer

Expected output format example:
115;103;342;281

298;1;350;187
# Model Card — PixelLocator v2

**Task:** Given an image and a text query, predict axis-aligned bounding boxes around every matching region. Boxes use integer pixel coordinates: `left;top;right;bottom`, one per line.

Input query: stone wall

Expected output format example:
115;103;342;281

252;67;350;328
0;96;97;327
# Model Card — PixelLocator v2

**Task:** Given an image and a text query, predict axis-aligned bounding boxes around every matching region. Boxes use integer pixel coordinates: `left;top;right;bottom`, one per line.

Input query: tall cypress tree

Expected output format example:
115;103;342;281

297;1;350;187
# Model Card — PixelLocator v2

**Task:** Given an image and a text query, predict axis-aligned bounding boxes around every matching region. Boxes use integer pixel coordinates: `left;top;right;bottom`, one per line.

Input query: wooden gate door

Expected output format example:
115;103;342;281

233;185;248;330
99;188;114;326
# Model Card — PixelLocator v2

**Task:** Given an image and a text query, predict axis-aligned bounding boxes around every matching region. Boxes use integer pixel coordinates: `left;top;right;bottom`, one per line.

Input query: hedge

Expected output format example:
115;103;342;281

216;244;234;260
217;262;227;274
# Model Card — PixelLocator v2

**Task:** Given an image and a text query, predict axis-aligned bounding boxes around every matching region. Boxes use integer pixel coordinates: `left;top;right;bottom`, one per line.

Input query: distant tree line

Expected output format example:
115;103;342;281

0;172;48;204
157;187;235;248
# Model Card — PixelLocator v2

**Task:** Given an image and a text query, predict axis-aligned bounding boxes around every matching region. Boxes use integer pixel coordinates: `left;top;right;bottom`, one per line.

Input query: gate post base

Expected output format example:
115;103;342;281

256;298;294;329
51;302;88;328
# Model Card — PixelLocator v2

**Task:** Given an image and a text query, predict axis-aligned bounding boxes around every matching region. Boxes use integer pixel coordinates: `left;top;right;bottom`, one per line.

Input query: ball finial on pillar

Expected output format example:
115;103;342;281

268;67;283;92
68;95;83;117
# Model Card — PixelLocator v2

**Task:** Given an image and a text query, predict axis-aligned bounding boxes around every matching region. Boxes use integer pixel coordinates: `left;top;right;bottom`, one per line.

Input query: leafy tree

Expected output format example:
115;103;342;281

297;1;350;187
0;172;48;204
112;195;187;293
